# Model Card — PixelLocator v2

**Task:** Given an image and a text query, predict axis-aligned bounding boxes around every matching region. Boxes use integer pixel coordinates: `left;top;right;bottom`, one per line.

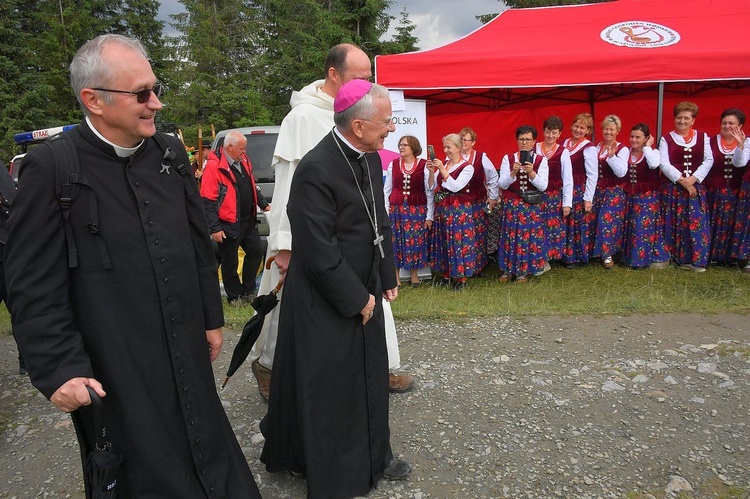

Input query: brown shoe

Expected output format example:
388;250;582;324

389;373;415;393
251;360;272;402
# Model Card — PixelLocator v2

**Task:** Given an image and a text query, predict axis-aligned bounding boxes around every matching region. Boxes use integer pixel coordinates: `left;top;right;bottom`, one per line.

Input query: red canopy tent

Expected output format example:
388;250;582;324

375;0;750;159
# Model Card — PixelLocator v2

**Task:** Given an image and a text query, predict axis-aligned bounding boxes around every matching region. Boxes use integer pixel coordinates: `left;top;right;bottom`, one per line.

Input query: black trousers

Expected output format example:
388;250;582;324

219;219;263;300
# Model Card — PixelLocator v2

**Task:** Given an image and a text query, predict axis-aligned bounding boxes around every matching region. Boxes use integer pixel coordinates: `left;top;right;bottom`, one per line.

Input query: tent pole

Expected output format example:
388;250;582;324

588;86;596;143
656;82;664;140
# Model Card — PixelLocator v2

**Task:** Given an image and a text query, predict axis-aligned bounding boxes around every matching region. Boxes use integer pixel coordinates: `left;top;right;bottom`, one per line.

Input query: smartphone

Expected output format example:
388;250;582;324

519;150;530;164
426;145;436;161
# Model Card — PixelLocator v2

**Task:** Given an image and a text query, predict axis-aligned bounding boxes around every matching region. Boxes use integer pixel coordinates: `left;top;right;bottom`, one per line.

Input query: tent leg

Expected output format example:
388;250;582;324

656;82;664;139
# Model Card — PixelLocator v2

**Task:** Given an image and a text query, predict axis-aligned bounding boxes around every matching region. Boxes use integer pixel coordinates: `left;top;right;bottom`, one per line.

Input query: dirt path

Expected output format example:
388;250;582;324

2;312;749;498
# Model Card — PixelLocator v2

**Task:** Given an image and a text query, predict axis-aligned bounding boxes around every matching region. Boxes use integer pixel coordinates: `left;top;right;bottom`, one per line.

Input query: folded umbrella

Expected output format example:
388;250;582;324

82;386;123;498
221;256;284;389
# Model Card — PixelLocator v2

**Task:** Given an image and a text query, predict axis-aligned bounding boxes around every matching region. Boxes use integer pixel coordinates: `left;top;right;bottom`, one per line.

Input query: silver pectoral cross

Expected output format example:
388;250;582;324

373;232;385;258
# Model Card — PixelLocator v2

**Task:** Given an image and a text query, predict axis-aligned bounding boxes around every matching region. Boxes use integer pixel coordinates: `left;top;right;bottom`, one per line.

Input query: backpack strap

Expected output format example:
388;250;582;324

45;133;112;270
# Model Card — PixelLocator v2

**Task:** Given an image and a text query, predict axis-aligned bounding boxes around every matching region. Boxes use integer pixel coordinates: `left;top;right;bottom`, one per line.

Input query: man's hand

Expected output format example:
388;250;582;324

206;328;223;362
263;204;271;212
360;294;376;325
275;249;292;284
211;231;225;243
383;287;398;302
50;377;106;413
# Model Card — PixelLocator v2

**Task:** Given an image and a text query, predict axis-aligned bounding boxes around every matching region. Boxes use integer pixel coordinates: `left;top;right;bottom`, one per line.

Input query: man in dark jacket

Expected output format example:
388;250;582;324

4;34;260;497
200;130;270;305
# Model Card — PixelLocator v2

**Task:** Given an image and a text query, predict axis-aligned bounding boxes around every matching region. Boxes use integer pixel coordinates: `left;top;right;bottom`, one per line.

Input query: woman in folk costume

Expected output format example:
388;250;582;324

704;108;748;263
430;133;477;291
658;101;713;272
383;135;435;287
562;113;599;269
459;127;500;273
622;123;669;269
497;125;549;283
729;124;750;273
590;115;629;269
535;116;572;273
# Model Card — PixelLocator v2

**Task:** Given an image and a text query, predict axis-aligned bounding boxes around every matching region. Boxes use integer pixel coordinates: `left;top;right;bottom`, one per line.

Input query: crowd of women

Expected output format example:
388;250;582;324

383;101;750;289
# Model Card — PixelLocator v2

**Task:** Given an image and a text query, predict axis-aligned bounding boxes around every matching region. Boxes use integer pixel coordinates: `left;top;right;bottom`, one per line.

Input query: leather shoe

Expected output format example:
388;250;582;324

389;373;415;393
251;360;272;402
383;458;411;481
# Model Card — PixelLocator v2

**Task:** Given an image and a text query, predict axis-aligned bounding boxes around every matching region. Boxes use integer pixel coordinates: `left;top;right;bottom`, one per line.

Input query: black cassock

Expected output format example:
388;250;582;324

5;122;260;498
260;130;398;499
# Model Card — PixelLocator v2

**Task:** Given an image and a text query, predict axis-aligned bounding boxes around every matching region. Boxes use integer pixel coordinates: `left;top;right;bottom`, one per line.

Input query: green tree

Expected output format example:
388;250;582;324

0;0;163;160
161;0;271;145
385;8;419;54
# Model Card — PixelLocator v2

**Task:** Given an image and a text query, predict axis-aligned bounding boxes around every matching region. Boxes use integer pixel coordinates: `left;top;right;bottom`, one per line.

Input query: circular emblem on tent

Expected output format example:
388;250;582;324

601;21;680;48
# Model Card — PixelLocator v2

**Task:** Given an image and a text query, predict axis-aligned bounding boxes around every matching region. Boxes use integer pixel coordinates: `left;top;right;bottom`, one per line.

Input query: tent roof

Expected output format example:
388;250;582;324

375;0;750;93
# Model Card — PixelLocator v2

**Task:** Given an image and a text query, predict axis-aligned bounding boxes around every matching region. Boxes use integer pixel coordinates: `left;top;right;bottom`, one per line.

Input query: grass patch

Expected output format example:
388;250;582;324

389;263;750;320
2;262;748;337
716;344;750;359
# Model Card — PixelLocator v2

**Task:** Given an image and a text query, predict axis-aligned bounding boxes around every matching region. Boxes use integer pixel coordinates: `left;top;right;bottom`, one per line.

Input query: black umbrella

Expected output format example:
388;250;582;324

82;386;123;498
221;277;283;389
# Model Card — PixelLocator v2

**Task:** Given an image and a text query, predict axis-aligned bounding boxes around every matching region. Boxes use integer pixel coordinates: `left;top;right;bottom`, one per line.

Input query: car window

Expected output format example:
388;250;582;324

215;134;277;184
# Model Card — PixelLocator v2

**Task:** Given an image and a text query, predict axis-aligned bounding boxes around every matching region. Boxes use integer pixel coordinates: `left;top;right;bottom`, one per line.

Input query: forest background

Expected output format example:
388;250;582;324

0;0;607;160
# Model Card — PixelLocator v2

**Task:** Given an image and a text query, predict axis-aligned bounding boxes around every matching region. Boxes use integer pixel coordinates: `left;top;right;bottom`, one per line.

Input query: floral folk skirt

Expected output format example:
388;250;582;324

730;181;750;260
622;190;668;268
661;182;710;266
540;188;566;261
497;198;546;276
389;202;429;270
706;186;739;262
563;184;594;264
590;186;626;259
430;200;478;279
472;201;489;271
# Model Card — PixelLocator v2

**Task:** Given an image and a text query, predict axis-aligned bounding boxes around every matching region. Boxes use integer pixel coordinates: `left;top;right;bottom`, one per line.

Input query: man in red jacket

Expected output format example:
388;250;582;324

201;130;270;305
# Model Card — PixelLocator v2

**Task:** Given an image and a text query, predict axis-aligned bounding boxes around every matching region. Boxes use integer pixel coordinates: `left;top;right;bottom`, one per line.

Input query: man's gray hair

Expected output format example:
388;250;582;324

334;83;391;130
69;34;149;115
224;130;246;147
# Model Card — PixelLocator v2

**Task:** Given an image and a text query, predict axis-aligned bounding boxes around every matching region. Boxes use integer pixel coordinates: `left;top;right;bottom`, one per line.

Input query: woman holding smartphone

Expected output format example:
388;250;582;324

430;134;477;290
497;125;549;283
383;135;435;287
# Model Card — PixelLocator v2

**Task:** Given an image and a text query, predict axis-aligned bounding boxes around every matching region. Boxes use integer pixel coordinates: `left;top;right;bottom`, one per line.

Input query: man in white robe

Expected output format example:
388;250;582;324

249;43;414;400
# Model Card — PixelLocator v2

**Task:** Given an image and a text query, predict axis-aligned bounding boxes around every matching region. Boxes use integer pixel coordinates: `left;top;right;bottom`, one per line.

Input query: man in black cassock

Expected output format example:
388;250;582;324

260;80;412;498
4;35;260;497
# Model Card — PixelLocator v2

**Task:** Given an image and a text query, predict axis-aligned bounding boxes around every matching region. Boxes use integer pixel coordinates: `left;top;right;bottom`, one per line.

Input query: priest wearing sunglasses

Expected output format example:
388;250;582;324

4;34;261;497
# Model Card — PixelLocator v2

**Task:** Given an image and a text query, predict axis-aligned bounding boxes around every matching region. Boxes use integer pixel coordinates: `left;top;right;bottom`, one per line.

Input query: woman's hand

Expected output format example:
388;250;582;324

730;125;746;145
425;220;433;229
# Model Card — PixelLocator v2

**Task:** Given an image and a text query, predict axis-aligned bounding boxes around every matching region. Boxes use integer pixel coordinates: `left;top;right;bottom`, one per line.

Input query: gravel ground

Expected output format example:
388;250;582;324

2;312;750;498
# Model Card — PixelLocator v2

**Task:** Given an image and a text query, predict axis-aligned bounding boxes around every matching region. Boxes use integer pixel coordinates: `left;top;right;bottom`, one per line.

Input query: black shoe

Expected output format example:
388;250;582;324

565;263;579;270
227;297;248;307
410;281;421;288
383;458;411;481
433;277;451;287
451;280;466;291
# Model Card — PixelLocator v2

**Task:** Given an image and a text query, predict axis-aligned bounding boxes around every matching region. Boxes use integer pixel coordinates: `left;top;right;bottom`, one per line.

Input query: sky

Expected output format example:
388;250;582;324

156;0;505;51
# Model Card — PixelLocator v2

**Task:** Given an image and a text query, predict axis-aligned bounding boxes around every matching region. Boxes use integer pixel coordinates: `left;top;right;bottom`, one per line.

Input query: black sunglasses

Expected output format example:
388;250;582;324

92;81;163;104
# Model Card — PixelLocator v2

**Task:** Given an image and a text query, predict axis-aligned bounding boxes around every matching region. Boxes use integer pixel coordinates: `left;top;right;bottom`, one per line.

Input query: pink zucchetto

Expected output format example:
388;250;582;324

334;79;373;113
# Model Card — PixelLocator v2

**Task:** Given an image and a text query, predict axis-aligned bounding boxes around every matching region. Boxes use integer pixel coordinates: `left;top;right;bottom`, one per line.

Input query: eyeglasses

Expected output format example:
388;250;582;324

517;138;534;142
397;143;409;148
92;82;163;104
362;117;394;127
461;138;474;143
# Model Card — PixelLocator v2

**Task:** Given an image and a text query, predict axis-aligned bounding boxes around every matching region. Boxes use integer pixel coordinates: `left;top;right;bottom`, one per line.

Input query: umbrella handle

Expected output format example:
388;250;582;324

85;386;110;452
266;256;284;294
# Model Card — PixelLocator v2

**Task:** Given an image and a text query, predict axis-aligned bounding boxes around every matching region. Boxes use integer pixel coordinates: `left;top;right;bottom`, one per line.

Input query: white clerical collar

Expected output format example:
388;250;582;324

333;127;365;159
86;116;143;158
